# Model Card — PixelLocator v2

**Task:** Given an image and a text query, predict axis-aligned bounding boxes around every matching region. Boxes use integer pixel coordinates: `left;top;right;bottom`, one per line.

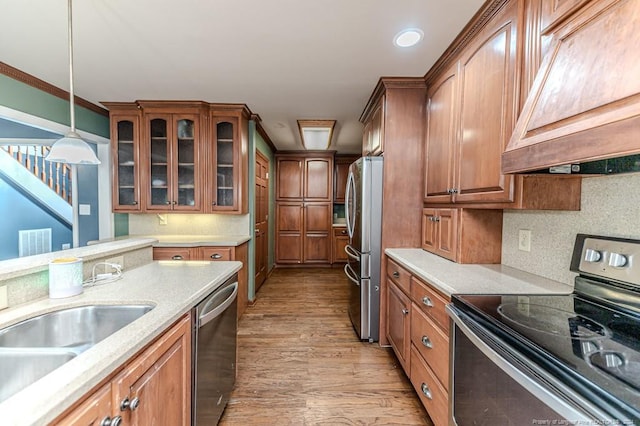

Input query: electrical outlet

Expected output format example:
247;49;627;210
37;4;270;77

518;229;532;252
157;214;168;226
0;286;8;310
105;256;124;270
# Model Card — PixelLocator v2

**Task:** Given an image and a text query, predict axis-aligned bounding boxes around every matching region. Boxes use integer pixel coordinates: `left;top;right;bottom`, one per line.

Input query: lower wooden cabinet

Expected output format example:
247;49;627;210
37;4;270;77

421;208;503;264
276;202;332;265
55;315;191;426
152;243;249;319
385;257;451;426
331;227;348;263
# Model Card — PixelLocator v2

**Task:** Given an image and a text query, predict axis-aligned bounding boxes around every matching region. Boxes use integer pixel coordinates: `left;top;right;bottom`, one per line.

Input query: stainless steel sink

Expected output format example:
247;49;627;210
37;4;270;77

0;304;154;403
0;304;154;351
0;349;76;403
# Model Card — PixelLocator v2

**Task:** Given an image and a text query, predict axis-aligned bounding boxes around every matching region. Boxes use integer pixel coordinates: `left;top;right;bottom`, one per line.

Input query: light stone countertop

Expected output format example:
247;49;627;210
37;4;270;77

0;260;242;426
385;248;573;297
132;234;251;247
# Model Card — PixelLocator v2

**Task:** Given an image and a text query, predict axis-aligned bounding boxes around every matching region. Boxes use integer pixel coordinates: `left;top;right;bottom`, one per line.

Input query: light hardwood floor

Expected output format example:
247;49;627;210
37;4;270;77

219;268;432;425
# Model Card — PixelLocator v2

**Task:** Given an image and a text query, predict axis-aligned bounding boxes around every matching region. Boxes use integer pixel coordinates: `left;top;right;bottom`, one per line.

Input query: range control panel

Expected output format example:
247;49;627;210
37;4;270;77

575;235;640;286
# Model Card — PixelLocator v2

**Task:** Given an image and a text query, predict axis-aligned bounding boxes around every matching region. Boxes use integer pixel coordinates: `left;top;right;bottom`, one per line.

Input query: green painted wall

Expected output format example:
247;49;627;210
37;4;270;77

247;120;276;301
0;75;109;138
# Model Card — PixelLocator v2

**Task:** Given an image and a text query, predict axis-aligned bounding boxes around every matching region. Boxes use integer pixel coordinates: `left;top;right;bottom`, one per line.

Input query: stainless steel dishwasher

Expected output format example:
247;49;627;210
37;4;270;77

192;274;238;425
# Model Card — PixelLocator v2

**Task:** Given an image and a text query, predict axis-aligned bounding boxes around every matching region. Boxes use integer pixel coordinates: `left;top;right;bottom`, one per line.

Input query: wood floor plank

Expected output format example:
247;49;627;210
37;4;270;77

219;268;432;425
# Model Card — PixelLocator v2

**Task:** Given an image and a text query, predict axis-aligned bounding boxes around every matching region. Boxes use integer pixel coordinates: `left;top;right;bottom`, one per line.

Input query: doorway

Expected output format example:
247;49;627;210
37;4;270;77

254;150;269;292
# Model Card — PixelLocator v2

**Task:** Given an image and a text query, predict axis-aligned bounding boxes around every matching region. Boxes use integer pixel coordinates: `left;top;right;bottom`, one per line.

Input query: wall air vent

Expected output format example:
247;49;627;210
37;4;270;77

19;228;52;257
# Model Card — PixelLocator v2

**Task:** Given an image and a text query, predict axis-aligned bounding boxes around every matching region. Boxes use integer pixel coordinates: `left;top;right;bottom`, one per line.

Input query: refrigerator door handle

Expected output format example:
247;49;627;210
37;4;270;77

345;171;356;239
345;244;361;261
344;263;360;286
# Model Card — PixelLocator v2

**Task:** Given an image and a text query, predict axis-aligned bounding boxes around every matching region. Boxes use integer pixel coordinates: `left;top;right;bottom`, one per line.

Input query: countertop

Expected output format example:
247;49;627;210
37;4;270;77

385;248;573;297
135;234;251;247
0;260;242;426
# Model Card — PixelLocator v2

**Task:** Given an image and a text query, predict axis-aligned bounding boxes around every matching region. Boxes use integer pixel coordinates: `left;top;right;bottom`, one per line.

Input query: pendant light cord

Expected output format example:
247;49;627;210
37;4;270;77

67;0;76;133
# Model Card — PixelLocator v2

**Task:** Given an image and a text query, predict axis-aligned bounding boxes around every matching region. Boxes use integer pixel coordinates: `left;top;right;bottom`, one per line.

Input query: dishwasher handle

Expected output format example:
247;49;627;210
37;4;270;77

198;282;238;328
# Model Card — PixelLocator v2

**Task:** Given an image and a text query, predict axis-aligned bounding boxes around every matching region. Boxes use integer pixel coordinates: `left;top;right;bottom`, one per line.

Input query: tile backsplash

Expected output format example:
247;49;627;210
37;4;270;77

502;172;640;286
128;214;250;236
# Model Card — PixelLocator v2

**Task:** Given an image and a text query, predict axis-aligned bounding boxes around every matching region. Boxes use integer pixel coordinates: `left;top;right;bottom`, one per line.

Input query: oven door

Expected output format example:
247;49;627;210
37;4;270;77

447;304;603;425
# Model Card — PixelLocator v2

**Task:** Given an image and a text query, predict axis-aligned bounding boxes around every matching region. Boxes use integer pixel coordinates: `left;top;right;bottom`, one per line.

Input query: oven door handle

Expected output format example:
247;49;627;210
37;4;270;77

446;305;603;423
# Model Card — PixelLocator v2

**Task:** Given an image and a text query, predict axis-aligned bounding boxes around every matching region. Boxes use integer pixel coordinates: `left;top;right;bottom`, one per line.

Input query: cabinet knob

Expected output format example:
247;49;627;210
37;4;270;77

172;201;177;205
172;255;184;260
392;271;400;278
341;230;347;235
210;253;222;259
132;201;138;205
422;296;434;307
100;416;123;426
165;201;171;205
120;397;140;412
421;383;433;400
212;201;217;206
421;336;433;349
401;308;409;315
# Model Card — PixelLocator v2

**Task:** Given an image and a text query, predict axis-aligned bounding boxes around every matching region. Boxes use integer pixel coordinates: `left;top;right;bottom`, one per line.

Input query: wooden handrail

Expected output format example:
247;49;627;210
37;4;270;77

0;145;72;204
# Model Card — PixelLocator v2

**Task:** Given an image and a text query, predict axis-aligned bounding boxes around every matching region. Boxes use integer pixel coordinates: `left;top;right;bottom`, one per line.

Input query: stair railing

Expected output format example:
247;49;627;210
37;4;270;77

1;145;72;204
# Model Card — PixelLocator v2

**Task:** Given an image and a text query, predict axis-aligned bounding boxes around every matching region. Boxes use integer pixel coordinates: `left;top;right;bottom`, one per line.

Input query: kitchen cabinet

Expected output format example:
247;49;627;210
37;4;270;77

421;208;503;264
425;0;519;205
276;152;333;265
333;155;358;203
103;101;250;214
385;257;451;426
205;107;250;213
361;96;384;156
110;106;142;212
152;243;249;318
503;0;640;173
331;227;348;263
276;202;332;264
54;315;191;426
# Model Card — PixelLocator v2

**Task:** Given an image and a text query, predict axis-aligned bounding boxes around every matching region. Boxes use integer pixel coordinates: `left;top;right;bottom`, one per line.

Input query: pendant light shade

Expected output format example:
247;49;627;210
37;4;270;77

46;0;100;166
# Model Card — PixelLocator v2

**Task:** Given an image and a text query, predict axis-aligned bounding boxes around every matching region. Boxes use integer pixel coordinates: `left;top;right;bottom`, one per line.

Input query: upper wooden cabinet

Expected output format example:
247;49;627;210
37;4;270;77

103;101;249;214
362;96;385;156
334;155;358;203
504;0;640;173
276;152;333;202
425;0;520;205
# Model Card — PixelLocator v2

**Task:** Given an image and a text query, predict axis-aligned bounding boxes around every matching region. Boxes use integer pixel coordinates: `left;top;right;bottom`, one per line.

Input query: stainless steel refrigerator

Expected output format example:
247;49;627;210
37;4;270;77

344;156;383;342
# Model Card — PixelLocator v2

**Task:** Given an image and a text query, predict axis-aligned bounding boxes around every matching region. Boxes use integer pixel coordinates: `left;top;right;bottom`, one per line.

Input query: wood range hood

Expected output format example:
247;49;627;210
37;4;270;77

502;0;640;174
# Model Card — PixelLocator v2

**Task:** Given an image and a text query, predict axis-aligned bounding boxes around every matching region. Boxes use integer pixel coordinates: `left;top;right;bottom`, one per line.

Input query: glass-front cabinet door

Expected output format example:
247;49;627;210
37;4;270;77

209;115;239;211
111;114;141;211
145;113;200;211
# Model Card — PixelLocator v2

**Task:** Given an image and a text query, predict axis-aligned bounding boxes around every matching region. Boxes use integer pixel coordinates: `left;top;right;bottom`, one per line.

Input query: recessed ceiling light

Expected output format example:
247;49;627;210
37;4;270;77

394;28;424;48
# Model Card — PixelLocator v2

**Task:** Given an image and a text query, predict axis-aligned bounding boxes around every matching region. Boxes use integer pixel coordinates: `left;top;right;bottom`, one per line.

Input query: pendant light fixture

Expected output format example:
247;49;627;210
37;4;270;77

46;0;100;165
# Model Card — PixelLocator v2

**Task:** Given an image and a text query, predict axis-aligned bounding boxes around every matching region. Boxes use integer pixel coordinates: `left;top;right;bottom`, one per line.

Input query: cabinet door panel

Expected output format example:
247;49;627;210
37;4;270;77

210;116;240;211
146;115;172;209
303;233;330;263
425;67;458;203
112;115;141;211
304;159;332;201
304;203;331;233
421;210;438;253
456;7;517;203
277;158;303;200
173;115;200;210
387;282;411;371
56;384;112;426
277;203;303;233
436;209;458;262
276;234;303;263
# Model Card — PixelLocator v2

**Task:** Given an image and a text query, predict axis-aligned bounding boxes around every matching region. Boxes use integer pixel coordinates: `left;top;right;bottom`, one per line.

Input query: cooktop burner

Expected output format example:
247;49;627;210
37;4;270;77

497;302;610;340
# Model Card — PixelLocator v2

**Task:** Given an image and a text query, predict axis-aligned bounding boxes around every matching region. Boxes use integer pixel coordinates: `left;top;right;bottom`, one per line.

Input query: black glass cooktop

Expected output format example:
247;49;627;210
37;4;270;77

453;292;640;419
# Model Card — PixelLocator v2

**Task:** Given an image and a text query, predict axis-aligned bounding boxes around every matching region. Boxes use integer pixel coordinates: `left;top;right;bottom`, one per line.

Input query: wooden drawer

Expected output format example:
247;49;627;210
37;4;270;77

333;227;348;237
153;247;193;261
386;258;411;294
199;247;233;261
411;303;450;390
410;346;449;426
410;277;450;333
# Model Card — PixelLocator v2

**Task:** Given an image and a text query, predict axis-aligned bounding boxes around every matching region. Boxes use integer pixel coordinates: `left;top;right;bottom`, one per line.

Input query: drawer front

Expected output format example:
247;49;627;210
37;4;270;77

386;258;411;294
410;277;450;333
411;303;450;390
333;227;348;237
199;247;233;261
153;247;192;261
410;346;449;426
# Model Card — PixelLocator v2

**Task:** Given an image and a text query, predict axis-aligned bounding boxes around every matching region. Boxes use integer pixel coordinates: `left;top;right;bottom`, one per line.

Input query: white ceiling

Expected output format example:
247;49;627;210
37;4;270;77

0;0;484;153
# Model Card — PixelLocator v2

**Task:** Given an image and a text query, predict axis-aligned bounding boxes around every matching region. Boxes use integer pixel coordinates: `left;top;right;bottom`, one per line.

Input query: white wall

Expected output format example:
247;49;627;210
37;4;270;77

502;172;640;286
128;214;250;236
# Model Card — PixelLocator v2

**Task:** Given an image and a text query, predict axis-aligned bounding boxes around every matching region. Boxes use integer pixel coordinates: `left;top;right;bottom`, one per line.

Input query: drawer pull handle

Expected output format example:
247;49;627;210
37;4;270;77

421;336;433;349
401;308;409;315
210;253;222;259
392;271;400;278
421;383;433;400
171;255;183;260
422;296;433;307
